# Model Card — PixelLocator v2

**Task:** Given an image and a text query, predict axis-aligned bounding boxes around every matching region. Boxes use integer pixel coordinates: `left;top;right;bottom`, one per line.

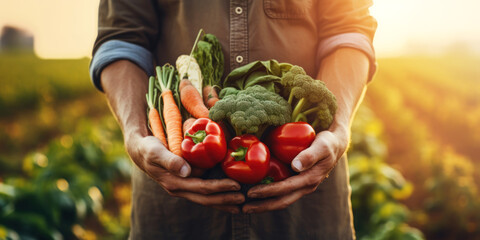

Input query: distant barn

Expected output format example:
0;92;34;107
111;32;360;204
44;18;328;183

0;26;33;53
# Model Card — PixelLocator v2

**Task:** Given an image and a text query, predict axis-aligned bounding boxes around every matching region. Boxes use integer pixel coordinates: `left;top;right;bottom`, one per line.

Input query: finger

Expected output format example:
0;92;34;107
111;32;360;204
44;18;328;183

173;191;245;206
291;131;337;172
243;188;308;214
247;166;324;198
139;136;191;177
160;176;241;195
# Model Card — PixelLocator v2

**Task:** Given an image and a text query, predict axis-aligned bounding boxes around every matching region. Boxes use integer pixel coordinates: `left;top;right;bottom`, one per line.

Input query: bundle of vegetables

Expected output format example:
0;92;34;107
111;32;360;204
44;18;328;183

280;65;337;131
208;85;292;183
211;60;337;183
193;33;224;108
223;59;291;92
145;30;338;185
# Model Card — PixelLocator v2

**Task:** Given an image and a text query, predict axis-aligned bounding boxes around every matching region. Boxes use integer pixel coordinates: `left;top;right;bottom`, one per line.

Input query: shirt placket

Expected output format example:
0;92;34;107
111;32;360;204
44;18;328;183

229;3;250;239
229;0;248;71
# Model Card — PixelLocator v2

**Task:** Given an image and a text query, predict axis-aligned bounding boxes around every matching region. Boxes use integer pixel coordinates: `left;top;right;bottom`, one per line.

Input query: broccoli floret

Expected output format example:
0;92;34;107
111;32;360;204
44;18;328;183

280;65;337;131
209;85;292;136
219;87;240;98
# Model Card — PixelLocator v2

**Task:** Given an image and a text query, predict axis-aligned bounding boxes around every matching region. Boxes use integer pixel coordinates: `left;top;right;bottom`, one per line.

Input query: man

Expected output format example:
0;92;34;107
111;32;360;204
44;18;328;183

90;0;377;239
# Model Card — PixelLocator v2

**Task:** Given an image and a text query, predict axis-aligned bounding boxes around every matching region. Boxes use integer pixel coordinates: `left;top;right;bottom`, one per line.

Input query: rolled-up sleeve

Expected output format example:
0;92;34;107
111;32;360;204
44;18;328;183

316;0;378;81
89;40;155;91
90;0;159;91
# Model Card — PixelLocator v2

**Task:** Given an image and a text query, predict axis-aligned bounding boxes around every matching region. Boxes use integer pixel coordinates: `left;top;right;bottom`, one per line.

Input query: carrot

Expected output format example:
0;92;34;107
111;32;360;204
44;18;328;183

203;85;220;109
206;97;219;108
146;76;167;147
179;78;210;118
161;90;183;156
183;117;197;135
157;65;184;157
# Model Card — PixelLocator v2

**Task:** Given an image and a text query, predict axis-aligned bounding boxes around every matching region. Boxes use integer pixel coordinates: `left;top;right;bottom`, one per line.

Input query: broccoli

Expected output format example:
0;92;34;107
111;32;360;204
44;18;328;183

280;65;337;131
218;87;240;98
209;85;292;136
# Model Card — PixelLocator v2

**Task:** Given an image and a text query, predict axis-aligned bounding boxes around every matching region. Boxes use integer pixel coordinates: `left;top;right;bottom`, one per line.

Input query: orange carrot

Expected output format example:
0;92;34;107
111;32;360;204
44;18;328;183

146;76;167;147
203;85;220;109
180;79;210;118
206;97;219;109
149;108;168;147
161;90;183;157
157;65;183;157
183;117;197;135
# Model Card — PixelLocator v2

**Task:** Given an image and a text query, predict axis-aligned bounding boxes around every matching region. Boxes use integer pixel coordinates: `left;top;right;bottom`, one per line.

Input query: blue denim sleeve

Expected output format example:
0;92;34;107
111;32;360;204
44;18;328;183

89;40;155;92
317;33;377;82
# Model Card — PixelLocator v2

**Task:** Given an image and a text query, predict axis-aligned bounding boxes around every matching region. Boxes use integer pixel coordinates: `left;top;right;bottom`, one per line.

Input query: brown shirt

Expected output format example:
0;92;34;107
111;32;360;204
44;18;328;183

92;0;376;87
92;0;377;239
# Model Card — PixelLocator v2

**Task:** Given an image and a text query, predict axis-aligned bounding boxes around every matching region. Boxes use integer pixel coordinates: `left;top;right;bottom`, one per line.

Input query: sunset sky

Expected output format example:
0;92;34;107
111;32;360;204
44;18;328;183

0;0;479;59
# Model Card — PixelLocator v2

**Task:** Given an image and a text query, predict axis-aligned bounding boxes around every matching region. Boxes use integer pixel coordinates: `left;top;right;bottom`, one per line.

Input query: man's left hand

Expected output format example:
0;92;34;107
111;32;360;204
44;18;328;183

242;126;348;213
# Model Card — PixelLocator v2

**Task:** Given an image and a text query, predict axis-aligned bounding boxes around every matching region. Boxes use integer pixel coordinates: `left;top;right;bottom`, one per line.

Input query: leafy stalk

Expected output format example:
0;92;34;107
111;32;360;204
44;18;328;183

184;29;205;79
291;98;307;121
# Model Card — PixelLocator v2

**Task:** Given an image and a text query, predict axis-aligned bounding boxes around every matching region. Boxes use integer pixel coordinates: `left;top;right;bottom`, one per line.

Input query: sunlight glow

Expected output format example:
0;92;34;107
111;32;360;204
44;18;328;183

0;0;479;58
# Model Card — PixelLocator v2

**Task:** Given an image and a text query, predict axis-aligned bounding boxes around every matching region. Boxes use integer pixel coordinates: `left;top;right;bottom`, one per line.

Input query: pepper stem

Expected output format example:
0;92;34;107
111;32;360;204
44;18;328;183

185;130;207;144
231;146;248;161
261;176;274;184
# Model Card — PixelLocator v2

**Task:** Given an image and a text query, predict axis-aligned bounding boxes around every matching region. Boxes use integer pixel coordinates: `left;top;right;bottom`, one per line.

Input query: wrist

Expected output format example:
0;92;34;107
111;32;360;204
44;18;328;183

328;118;350;144
101;60;151;139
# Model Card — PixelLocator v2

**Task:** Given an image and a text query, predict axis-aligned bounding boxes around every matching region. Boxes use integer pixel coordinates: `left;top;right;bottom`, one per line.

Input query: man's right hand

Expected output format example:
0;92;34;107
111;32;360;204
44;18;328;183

101;60;244;214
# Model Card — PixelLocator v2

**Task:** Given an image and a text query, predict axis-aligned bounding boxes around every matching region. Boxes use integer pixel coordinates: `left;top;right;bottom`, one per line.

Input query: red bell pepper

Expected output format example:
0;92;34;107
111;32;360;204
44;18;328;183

222;135;270;184
181;118;227;169
261;156;292;184
266;122;316;164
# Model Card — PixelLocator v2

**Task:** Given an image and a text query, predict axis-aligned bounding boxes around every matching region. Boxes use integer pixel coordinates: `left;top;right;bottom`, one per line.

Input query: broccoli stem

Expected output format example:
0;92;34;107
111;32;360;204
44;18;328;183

311;118;321;130
302;106;320;116
288;90;295;105
294;113;308;122
234;127;243;137
291;98;307;121
255;125;269;139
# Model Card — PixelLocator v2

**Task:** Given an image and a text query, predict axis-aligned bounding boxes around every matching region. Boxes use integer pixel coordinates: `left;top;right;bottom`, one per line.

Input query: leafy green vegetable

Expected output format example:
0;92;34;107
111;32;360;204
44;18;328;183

193;33;224;87
218;87;240;98
223;60;292;93
209;85;291;137
280;65;337;131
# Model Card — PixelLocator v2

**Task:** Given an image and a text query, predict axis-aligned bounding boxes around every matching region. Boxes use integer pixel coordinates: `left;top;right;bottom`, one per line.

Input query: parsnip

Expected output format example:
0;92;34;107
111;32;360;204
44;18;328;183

176;55;203;97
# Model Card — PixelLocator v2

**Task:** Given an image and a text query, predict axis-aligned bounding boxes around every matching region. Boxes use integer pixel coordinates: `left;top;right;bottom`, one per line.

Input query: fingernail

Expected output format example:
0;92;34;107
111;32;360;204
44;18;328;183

179;165;189;177
292;159;303;171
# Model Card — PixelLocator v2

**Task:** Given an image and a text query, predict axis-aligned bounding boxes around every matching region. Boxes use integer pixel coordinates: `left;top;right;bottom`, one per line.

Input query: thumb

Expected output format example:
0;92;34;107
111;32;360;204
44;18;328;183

139;136;191;177
291;131;336;172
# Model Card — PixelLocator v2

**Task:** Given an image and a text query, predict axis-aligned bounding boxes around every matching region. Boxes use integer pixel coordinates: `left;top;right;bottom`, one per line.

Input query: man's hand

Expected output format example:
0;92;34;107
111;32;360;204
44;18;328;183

126;134;244;214
243;48;370;213
242;126;348;213
101;60;244;214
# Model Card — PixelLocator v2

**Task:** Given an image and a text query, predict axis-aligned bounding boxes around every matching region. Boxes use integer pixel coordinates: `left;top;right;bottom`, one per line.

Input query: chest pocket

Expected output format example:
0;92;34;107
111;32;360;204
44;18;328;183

263;0;313;19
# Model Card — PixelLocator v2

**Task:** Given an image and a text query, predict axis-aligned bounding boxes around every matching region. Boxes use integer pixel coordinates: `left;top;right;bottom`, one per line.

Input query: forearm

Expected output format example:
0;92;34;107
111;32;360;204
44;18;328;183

317;48;370;137
100;60;150;167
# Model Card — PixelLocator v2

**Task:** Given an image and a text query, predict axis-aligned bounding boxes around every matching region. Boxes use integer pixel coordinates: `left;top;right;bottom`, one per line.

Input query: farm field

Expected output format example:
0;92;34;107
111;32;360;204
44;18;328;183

0;53;478;239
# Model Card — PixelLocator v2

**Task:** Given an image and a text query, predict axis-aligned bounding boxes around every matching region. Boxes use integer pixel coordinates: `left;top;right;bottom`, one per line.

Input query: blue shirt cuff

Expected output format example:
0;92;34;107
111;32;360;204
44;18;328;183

89;40;155;92
317;33;377;82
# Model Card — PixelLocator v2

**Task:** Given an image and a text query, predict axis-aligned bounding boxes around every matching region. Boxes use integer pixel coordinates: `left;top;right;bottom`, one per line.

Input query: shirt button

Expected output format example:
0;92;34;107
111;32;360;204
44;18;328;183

236;55;244;63
235;7;243;15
